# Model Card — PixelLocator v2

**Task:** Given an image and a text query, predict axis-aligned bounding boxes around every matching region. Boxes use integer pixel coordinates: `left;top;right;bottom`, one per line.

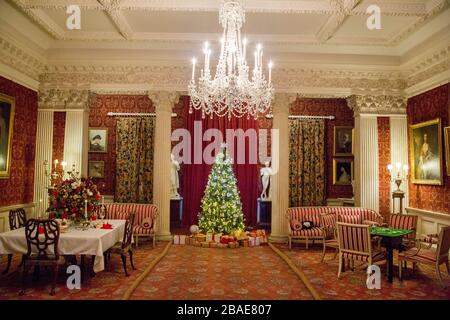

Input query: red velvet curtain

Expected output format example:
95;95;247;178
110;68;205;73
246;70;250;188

181;104;259;227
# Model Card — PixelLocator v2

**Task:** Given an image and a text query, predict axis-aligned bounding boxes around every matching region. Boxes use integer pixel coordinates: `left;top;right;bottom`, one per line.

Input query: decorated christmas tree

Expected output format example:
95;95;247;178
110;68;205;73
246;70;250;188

198;144;245;234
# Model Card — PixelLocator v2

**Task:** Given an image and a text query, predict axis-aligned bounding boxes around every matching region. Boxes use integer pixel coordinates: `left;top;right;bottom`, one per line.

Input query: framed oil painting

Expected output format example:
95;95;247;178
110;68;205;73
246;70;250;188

445;126;450;176
0;93;15;179
333;158;353;185
88;161;105;178
88;128;108;153
409;118;443;185
334;126;354;156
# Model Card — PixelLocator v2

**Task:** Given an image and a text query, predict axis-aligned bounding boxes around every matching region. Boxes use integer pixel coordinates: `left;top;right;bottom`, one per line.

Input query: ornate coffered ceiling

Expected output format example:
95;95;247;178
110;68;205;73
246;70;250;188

0;0;449;97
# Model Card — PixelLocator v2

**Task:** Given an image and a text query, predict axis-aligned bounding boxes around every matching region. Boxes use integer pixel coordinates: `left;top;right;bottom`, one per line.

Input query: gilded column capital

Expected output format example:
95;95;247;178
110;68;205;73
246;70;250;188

347;94;407;116
38;89;92;110
148;91;180;112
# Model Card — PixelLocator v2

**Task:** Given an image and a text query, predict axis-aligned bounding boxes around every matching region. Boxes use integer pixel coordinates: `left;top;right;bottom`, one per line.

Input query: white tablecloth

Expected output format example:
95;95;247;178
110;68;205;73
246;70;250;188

0;220;126;273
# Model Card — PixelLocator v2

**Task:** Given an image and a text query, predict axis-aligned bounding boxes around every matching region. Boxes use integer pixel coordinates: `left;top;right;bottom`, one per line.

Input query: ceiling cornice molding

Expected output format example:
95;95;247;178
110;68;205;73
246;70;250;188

0;35;46;81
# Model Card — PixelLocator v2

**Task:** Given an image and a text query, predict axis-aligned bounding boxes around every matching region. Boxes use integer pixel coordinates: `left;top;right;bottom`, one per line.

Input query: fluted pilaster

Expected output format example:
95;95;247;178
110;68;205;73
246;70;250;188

33;110;54;217
269;93;297;243
389;115;409;213
149;90;180;241
354;115;379;212
63;110;89;176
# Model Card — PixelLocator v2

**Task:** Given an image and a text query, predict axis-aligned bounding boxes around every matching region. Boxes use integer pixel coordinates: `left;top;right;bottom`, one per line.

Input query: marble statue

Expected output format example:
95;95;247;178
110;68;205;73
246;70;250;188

170;153;180;198
260;161;272;200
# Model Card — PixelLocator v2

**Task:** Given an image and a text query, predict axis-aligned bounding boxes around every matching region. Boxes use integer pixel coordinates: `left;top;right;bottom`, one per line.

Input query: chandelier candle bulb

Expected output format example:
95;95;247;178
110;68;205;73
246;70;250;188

61;161;67;170
191;58;197;80
242;38;247;60
268;61;273;84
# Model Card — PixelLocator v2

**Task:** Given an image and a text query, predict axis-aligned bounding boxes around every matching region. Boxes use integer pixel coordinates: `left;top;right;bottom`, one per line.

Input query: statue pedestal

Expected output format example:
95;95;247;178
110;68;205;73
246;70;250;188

257;198;272;228
170;197;183;226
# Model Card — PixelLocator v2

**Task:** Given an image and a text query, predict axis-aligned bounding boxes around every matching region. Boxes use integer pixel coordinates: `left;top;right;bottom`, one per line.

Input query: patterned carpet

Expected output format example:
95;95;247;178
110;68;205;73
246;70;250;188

1;241;448;300
276;243;450;300
129;245;314;300
0;241;166;300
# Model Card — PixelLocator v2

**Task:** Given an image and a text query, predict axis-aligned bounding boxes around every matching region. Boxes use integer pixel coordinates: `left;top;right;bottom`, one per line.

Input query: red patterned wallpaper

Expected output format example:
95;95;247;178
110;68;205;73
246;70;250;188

378;117;391;219
88;95;154;196
407;83;450;214
52;112;66;164
0;76;37;207
290;98;355;200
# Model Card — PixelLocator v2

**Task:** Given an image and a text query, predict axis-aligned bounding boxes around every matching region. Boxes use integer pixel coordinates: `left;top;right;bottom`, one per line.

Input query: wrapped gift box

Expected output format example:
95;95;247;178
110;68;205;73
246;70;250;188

179;235;186;245
217;243;228;248
213;233;222;243
206;233;213;242
239;239;249;247
201;242;209;248
209;242;218;248
196;234;206;242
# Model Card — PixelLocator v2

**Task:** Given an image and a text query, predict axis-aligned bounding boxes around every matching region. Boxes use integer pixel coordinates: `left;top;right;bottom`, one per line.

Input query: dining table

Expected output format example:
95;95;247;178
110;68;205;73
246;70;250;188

370;226;412;283
0;219;126;274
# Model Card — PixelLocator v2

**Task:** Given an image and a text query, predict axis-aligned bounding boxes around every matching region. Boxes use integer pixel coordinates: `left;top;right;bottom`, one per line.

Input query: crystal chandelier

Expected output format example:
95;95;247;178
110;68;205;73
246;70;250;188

188;1;274;120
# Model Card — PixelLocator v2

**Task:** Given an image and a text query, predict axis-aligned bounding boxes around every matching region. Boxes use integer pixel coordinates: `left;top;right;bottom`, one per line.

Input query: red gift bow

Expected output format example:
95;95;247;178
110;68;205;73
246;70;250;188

38;226;45;234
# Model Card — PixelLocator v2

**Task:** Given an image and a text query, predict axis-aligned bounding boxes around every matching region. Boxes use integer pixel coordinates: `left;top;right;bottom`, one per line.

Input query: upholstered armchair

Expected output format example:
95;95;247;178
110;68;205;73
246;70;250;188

399;226;450;284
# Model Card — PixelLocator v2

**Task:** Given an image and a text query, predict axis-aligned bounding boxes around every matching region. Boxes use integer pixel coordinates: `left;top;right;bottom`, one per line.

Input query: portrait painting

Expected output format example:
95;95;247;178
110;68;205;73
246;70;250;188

334;126;354;156
333;159;353;185
88;161;105;178
0;93;15;178
444;127;450;176
88;128;108;153
409;118;443;185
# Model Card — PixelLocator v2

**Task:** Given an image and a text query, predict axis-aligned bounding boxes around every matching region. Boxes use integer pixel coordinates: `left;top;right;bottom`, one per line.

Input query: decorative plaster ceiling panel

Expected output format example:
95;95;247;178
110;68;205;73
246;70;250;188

43;8;118;32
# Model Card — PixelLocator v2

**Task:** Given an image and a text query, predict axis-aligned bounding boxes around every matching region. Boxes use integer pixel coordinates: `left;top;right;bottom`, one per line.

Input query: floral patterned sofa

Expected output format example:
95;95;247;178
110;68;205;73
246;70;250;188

286;206;384;249
105;203;158;248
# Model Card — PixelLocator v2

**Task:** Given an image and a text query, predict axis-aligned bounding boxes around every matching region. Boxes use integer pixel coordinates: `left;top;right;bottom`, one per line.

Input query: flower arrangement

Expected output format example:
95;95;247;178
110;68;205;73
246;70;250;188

47;176;101;221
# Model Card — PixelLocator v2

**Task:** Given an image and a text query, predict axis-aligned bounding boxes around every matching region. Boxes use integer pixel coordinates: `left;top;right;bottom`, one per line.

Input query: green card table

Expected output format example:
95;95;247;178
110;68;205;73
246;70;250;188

370;227;412;283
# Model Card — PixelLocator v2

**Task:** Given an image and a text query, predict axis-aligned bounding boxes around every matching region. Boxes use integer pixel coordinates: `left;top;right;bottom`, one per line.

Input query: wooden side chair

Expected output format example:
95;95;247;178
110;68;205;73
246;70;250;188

20;219;65;296
105;212;136;277
399;226;450;284
389;214;418;249
336;222;386;278
3;208;27;274
320;213;338;262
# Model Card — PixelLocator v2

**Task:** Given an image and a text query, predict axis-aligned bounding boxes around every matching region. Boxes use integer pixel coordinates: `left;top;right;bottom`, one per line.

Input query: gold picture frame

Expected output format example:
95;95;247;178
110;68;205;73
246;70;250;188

409;118;443;185
333;158;353;185
88;127;108;153
88;160;105;178
445;126;450;176
334;126;354;157
0;93;15;179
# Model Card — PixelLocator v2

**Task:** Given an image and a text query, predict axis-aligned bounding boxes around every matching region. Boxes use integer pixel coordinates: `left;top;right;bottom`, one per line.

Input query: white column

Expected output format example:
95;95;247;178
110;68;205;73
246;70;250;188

354;114;379;212
269;93;296;243
149;91;179;241
389;115;409;213
33;110;54;218
63;110;89;176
